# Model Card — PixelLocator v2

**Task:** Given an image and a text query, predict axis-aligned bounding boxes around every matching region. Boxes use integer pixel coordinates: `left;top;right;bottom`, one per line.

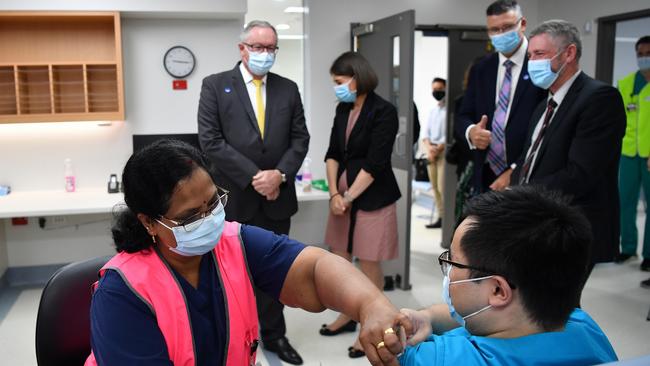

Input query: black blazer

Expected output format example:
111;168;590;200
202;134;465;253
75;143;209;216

198;63;310;222
512;72;626;263
325;91;401;211
455;51;547;191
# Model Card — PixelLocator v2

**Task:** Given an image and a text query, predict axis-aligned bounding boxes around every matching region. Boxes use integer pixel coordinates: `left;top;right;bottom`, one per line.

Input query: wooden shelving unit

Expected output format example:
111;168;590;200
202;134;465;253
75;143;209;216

0;12;124;123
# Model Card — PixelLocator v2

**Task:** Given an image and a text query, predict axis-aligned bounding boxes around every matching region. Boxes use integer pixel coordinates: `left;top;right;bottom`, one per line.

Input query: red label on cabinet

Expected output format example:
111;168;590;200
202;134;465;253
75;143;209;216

173;80;187;90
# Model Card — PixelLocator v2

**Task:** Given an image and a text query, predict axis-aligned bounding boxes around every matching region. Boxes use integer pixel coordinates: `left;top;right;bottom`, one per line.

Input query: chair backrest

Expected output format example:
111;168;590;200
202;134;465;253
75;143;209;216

35;255;111;366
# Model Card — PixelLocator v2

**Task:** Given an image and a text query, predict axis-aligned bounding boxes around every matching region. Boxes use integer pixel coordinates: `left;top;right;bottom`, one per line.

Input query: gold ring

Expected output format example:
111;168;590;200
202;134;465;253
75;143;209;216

384;328;395;335
376;341;385;349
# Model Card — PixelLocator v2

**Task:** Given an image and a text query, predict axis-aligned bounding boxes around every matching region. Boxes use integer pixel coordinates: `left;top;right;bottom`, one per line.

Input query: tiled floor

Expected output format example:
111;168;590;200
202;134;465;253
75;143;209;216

0;196;648;365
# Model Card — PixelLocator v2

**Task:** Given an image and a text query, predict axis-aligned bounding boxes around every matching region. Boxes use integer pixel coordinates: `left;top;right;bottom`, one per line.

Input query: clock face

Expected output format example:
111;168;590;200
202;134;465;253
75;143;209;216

163;46;196;79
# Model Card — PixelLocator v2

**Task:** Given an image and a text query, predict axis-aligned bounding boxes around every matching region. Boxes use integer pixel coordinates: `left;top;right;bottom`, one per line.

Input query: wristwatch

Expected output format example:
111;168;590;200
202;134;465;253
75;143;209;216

343;190;354;203
279;170;287;183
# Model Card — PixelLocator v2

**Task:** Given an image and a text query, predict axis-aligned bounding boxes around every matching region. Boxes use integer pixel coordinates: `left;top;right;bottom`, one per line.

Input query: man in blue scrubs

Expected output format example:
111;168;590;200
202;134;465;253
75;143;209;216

396;186;617;365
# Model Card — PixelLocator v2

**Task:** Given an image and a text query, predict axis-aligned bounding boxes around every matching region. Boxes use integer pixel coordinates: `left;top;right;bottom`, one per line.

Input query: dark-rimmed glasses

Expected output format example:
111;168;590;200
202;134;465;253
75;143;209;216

487;17;522;35
242;43;279;54
438;250;516;288
160;186;229;232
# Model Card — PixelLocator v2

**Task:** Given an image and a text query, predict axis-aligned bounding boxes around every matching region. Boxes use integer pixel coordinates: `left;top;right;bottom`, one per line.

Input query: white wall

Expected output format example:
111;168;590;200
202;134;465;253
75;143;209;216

123;18;242;135
413;33;448;143
0;223;6;278
537;0;650;78
303;0;539;180
274;39;305;95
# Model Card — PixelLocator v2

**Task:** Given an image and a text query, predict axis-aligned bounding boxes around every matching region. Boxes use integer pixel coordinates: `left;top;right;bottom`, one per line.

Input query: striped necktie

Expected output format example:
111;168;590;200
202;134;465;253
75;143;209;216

487;60;514;175
519;98;558;184
252;79;265;139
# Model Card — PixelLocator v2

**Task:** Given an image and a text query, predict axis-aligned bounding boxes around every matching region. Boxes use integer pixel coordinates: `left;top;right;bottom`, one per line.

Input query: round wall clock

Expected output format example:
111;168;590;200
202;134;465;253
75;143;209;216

163;46;196;79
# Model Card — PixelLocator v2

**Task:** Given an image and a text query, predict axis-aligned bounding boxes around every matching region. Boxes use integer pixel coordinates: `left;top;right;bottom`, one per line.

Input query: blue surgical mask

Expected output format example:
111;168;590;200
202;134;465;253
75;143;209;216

490;29;521;54
527;51;566;90
441;265;493;327
334;78;357;103
247;51;275;76
638;56;650;71
156;203;226;256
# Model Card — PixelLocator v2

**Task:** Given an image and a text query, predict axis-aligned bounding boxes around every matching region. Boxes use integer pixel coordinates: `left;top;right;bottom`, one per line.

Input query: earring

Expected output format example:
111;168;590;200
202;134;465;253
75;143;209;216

151;235;157;243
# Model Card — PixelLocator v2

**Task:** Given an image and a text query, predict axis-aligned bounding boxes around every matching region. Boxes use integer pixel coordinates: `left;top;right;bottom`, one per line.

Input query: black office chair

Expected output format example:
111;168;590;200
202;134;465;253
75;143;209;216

35;255;111;366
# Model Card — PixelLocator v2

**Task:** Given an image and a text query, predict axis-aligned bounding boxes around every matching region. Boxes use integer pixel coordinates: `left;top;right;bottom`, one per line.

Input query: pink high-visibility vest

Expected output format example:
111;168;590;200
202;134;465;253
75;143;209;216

85;221;259;366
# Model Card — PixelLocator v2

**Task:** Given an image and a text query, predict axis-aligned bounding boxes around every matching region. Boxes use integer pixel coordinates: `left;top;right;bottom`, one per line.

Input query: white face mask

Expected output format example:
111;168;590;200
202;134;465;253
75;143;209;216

441;265;493;327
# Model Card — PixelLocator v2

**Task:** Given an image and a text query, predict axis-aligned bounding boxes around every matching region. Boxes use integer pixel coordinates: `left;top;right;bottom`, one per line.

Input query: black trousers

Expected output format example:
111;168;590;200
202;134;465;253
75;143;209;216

244;212;291;342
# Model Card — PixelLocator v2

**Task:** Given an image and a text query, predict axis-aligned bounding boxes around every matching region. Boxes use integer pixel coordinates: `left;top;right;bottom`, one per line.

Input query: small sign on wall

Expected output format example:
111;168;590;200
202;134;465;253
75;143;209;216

173;80;187;90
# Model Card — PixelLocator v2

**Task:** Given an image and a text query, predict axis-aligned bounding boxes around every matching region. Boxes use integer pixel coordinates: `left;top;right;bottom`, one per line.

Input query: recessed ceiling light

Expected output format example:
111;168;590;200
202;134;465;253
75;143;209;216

276;23;291;30
284;6;308;13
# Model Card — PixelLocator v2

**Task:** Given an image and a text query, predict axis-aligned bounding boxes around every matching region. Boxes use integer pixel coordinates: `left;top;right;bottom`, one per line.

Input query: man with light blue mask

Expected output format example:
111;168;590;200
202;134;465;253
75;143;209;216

456;0;546;195
198;19;310;365
392;186;617;365
511;20;626;295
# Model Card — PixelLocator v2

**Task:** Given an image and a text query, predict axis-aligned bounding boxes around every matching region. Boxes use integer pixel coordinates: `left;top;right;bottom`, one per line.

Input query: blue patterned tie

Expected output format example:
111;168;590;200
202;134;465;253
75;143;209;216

487;60;514;175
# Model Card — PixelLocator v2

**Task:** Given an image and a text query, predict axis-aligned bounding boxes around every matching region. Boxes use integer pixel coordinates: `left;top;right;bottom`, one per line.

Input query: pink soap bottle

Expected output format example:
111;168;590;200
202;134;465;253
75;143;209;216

64;158;76;192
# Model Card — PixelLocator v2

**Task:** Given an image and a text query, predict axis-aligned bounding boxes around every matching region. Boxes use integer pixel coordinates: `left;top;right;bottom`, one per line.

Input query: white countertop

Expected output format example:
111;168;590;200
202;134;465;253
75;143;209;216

0;186;329;219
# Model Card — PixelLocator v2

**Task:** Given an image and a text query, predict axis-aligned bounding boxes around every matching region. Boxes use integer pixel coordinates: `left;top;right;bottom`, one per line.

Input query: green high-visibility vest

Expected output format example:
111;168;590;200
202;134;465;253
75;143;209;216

618;71;650;158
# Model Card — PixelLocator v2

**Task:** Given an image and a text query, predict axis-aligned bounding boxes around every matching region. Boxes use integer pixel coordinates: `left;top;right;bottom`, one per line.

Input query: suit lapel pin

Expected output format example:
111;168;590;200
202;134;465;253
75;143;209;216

523;74;530;80
225;87;232;93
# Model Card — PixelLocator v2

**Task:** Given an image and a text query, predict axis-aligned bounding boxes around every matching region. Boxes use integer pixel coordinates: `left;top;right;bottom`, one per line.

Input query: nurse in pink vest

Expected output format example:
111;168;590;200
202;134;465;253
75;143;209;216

86;140;405;366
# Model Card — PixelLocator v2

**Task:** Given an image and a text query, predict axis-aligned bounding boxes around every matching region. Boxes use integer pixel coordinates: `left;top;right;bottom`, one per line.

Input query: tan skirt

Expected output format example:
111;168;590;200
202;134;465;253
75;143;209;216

323;173;398;261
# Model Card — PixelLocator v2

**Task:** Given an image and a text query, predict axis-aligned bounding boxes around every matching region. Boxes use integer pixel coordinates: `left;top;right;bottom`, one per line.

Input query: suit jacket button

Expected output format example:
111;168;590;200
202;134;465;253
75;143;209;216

262;148;266;153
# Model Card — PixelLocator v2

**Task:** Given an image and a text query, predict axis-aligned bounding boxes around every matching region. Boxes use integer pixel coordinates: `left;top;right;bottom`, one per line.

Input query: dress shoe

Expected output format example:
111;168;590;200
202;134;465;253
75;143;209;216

641;277;650;289
641;258;650;272
263;337;303;365
426;219;442;229
614;253;637;263
319;320;357;336
348;346;365;358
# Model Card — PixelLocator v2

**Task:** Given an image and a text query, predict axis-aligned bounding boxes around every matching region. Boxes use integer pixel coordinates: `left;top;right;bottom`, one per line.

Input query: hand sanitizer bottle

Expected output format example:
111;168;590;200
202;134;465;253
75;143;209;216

64;158;76;192
302;157;312;192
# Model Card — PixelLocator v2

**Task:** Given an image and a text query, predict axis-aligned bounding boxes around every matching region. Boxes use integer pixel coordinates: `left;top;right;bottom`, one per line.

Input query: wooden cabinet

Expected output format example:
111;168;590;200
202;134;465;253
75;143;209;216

0;12;124;123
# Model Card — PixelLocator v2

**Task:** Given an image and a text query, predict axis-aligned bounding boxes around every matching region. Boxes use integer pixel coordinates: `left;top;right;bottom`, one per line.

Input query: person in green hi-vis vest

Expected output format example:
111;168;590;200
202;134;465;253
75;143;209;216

616;35;650;282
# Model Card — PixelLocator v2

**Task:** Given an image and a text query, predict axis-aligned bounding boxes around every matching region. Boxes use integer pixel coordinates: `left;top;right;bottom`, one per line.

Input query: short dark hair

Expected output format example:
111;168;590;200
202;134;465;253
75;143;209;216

330;51;378;95
486;0;522;17
459;186;592;331
636;35;650;51
112;139;216;253
432;77;446;86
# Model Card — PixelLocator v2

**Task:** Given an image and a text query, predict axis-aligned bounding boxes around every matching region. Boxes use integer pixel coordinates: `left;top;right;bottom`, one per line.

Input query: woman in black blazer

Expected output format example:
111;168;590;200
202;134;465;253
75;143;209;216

320;52;401;358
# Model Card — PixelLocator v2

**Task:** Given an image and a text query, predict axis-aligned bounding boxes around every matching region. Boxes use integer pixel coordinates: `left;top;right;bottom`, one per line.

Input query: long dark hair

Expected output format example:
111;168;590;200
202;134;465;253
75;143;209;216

112;139;215;253
329;51;378;95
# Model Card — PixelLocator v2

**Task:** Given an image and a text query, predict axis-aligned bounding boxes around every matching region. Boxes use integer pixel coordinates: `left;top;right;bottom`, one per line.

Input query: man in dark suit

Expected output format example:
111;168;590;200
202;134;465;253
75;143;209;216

456;0;546;193
511;20;626;285
198;20;309;365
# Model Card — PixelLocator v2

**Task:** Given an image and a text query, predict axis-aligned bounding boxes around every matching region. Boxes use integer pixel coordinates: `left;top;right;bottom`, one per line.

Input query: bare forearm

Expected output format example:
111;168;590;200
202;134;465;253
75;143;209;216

425;304;459;334
347;169;374;200
326;159;340;196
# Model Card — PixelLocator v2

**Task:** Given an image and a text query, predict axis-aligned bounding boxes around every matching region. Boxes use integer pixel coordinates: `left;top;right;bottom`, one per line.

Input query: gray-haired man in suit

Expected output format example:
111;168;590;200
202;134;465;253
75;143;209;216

198;20;309;365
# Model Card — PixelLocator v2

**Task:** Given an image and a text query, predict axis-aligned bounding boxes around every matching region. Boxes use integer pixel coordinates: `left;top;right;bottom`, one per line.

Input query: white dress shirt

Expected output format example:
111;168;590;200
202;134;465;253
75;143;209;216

523;70;582;182
422;102;447;145
465;37;529;149
239;62;267;122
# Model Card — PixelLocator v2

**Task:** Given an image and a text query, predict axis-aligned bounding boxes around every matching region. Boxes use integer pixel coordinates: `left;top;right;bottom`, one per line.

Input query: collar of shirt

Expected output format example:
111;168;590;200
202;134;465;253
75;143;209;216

549;69;582;106
498;36;528;69
239;62;267;85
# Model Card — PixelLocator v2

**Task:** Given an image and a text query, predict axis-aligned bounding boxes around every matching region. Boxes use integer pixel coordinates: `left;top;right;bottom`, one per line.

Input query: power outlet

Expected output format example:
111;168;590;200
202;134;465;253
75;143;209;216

50;216;67;225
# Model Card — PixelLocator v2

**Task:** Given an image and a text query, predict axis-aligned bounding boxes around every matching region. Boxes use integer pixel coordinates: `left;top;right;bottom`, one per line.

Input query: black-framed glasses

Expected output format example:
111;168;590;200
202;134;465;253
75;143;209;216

438;250;517;288
161;186;229;232
242;42;279;54
487;17;522;35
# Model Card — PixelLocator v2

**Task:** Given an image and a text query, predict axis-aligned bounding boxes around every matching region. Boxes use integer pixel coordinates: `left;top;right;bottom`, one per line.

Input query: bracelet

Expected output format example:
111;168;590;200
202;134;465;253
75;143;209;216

329;192;341;201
